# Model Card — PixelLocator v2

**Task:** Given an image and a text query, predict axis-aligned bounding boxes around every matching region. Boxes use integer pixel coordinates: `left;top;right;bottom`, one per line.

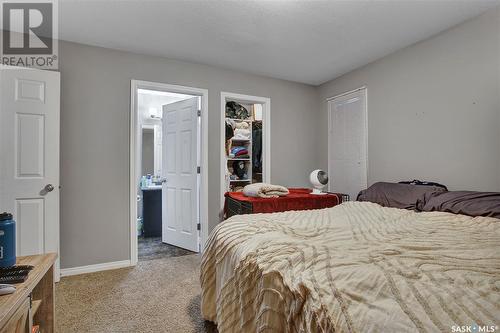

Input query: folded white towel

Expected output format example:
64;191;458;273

243;183;289;198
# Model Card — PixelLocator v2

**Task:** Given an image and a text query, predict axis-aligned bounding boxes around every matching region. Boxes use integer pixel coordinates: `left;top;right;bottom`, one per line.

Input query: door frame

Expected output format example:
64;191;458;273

327;86;368;195
220;92;271;219
130;80;209;265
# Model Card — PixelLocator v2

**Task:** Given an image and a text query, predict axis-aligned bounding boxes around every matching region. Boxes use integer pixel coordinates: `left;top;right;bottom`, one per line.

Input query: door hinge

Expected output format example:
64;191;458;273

197;109;201;117
197;166;201;174
197;223;201;231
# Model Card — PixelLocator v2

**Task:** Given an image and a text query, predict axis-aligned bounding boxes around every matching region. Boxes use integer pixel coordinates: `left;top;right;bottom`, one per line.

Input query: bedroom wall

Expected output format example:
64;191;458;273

317;8;500;192
59;41;319;269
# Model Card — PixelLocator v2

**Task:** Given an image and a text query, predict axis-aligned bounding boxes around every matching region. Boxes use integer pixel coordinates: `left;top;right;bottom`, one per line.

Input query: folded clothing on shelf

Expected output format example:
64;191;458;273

226;101;250;119
235;150;248;157
233;128;251;140
234;121;250;129
230;146;248;156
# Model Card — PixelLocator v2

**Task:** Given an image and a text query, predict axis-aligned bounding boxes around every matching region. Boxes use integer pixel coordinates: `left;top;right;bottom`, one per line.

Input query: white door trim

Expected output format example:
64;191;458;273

326;86;367;102
220;92;271;219
130;80;209;265
327;86;368;197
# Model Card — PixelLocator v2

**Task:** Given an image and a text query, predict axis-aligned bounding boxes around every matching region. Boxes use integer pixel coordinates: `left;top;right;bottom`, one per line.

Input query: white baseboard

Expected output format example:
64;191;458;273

60;260;133;277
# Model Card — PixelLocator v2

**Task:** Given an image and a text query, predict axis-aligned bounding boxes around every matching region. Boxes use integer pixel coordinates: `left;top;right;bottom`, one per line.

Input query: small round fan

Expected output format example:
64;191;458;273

310;170;328;195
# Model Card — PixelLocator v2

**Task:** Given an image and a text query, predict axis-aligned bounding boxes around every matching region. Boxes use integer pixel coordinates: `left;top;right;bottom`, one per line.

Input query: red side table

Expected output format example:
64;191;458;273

224;188;347;218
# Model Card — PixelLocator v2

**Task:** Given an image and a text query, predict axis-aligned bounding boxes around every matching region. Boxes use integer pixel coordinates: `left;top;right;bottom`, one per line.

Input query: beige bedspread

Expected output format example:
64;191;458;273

200;202;500;333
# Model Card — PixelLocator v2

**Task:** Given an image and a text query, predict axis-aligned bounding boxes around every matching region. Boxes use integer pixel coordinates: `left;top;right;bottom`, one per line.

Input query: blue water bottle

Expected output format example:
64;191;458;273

0;212;16;267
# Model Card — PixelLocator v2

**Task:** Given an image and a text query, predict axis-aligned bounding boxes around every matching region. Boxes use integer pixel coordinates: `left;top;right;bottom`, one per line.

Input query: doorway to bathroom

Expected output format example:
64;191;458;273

130;80;208;265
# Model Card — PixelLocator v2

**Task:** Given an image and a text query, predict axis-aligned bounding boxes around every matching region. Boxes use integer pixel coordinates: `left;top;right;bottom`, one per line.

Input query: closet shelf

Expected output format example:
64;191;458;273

228;158;250;161
230;179;251;182
226;118;252;122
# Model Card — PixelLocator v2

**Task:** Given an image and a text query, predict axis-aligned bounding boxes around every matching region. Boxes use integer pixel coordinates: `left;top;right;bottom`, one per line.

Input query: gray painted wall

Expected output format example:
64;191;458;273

59;41;319;268
317;8;500;192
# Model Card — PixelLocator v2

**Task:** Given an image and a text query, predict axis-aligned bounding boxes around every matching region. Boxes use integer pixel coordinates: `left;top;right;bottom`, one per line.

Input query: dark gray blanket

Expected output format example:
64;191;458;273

421;191;500;218
357;182;446;210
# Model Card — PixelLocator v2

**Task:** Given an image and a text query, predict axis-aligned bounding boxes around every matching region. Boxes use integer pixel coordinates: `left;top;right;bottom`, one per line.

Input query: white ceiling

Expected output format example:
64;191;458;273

59;0;499;85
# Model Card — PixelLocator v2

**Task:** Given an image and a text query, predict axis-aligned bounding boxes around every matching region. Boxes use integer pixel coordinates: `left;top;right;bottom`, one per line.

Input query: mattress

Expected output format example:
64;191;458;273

200;202;500;333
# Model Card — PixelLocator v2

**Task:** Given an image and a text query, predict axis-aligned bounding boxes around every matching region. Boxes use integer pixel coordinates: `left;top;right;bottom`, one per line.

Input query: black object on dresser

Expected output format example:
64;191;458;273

0;265;33;284
142;188;162;237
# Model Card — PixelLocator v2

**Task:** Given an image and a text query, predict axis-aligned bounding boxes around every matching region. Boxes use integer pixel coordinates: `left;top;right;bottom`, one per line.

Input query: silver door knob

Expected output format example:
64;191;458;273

44;184;55;192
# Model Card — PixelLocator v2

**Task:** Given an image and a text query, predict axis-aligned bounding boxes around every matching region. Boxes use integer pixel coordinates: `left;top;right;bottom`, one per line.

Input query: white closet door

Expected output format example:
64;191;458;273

328;89;367;200
0;65;60;279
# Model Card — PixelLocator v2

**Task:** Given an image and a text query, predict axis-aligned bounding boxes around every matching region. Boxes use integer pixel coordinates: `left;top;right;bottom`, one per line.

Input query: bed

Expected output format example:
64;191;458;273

200;201;500;332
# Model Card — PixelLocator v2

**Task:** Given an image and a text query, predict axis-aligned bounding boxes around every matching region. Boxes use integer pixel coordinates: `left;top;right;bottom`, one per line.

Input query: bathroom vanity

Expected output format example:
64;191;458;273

141;186;162;237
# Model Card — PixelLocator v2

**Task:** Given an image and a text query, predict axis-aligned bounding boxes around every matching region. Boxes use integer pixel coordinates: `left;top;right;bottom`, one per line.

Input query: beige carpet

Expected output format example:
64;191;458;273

56;254;217;332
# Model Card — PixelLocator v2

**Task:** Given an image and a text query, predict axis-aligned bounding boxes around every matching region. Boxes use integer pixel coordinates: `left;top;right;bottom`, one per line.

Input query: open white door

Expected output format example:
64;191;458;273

0;66;60;279
161;97;199;252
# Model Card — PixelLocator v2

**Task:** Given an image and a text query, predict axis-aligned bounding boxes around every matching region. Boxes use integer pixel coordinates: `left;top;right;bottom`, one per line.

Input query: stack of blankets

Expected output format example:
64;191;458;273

229;146;248;158
243;183;289;198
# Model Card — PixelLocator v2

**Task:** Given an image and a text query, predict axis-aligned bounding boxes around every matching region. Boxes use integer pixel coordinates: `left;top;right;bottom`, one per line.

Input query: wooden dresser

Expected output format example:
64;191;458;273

0;254;57;333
